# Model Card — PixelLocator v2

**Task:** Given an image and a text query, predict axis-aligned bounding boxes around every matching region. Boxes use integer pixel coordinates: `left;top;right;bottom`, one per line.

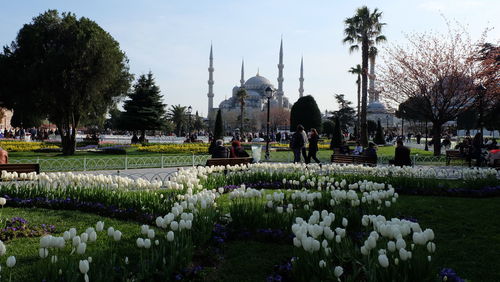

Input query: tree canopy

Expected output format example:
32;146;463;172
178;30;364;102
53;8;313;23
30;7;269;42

0;10;131;154
120;72;166;135
290;95;322;132
331;94;356;131
343;6;386;146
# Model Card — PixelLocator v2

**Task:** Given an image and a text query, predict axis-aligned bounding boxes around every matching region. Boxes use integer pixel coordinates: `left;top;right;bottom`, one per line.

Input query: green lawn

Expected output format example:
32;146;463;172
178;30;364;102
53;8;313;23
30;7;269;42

395;195;500;282
2;195;499;281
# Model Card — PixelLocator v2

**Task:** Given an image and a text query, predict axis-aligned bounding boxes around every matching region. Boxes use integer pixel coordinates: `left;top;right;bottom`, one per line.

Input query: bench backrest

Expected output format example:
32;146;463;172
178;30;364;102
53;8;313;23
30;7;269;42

446;150;462;157
206;157;253;167
331;154;376;165
0;163;40;174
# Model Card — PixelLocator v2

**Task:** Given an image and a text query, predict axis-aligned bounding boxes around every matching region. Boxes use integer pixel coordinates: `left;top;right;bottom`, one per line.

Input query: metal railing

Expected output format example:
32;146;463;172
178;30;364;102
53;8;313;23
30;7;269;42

10;155;211;172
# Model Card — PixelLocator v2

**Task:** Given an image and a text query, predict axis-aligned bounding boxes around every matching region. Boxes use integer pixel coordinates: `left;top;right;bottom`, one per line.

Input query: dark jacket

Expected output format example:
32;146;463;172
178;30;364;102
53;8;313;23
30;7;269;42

290;131;305;150
308;134;319;151
364;147;377;159
394;146;412;166
211;146;229;158
230;146;249;158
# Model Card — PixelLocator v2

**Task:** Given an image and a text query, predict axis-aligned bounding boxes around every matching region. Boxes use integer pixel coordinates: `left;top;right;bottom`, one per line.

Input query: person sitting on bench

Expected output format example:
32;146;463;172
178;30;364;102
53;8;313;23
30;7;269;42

364;142;377;159
392;139;412;166
230;140;249;158
211;139;229;158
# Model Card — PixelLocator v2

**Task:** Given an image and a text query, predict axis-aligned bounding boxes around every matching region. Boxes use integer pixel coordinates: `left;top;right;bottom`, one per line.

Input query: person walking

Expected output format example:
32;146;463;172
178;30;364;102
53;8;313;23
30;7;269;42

307;128;321;164
290;125;305;163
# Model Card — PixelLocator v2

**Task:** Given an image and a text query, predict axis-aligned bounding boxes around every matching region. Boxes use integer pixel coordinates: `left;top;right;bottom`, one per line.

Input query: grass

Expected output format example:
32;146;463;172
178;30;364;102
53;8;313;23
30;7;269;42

395;195;500;282
2;195;499;281
0;207;143;281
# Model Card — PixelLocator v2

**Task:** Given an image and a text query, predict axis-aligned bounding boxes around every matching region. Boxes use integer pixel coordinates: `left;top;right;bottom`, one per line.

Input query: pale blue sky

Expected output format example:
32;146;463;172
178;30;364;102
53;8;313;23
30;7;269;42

1;0;498;116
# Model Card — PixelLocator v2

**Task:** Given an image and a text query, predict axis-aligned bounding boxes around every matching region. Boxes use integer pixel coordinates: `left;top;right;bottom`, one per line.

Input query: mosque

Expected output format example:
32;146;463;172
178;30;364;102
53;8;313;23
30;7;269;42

206;39;303;131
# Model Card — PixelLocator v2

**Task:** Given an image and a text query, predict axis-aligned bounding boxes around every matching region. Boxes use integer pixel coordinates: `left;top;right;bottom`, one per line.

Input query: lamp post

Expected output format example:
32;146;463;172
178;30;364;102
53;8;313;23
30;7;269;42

187;106;192;138
425;120;429;151
386;115;389;132
265;86;274;160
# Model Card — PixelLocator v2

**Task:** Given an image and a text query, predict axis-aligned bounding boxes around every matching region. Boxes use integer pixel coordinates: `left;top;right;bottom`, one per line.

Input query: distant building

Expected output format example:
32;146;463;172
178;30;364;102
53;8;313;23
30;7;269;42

207;39;303;131
366;54;394;127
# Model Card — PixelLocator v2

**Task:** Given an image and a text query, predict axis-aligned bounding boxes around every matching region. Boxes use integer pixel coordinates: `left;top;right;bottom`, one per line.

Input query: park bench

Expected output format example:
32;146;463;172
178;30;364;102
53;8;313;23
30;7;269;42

0;164;40;180
445;150;470;166
205;157;253;167
330;154;377;166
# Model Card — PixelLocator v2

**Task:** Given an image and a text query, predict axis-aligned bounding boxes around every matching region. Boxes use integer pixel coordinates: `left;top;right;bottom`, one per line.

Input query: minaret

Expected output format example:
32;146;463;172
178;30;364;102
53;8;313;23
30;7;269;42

276;38;284;107
240;59;245;87
298;56;304;98
207;44;214;115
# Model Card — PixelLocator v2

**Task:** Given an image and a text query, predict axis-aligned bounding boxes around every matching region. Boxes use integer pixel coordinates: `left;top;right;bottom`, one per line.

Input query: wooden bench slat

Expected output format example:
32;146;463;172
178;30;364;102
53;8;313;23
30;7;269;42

0;164;40;174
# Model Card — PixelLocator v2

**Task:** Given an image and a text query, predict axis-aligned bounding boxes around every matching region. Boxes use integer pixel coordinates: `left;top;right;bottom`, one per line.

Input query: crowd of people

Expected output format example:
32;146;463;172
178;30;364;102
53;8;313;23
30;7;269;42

455;133;499;166
0;128;53;141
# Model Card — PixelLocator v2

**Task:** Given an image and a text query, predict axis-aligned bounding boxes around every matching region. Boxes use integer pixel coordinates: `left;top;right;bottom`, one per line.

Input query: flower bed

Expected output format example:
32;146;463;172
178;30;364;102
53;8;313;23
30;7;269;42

0;163;497;280
0;141;59;152
134;143;209;154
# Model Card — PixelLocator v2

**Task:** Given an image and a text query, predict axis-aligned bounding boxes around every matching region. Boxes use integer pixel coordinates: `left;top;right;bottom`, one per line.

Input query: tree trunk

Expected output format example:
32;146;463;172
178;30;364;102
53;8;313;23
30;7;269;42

360;40;369;147
60;126;76;155
357;75;361;138
432;122;442;156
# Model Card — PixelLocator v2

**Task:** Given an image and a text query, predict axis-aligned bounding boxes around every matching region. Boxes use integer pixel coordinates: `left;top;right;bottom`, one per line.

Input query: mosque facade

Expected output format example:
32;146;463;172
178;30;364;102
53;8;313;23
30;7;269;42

207;39;303;131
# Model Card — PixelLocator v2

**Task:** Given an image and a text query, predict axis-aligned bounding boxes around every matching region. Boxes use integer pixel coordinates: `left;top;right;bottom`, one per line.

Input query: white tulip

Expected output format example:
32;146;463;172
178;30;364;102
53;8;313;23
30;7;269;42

80;233;89;243
399;248;409;261
113;230;122;241
107;227;115;237
136;238;144;248
167;231;175;242
96;221;104;232
144;239;151;249
319;260;326;268
77;243;87;255
147;229;155;239
141;225;149;235
0;197;6;206
39;248;49;258
51;255;58;264
69;228;77;238
427;242;436;253
79;259;89;274
72;236;81;247
6;256;16;268
89;231;97;242
334;266;343;278
378;254;389;268
40;235;52;248
63;231;71;241
387;241;396;252
170;221;179;231
342;218;348;227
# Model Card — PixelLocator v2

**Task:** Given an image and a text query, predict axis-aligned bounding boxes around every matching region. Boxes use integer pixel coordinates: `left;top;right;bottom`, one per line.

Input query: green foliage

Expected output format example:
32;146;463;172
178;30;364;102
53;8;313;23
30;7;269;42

330;116;343;148
290;95;322;132
167;105;187;136
397;96;431;122
331;94;356;131
374;120;386;145
0;10;132;155
367;120;377;135
120;72;166;134
214;109;223;140
343;6;386;146
322;120;335;137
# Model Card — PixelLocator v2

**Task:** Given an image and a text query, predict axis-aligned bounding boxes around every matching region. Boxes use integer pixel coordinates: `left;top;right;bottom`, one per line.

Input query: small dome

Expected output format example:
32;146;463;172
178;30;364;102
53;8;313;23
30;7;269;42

367;101;387;113
244;74;272;89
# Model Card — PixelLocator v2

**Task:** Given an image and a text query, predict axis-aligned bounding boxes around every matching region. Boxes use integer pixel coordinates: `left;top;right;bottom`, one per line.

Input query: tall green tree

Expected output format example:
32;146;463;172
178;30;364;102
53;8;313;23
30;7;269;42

0;10;131;154
193;111;204;131
331;94;356;131
330;116;343;149
236;87;248;133
343;6;386;147
290;95;322;132
120;72;166;136
348;64;362;137
209;109;224;154
167;105;187;136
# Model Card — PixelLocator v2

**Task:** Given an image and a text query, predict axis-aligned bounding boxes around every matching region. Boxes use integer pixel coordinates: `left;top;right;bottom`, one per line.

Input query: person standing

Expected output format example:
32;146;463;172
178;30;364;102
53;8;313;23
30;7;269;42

393;139;412;166
301;128;308;162
307;128;321;164
290;125;305;163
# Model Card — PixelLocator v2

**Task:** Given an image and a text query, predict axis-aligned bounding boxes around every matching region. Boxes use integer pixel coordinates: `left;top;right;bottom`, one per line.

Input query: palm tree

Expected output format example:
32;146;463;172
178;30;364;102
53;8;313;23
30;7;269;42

343;6;386;146
236;87;248;133
167;105;187;136
348;64;362;138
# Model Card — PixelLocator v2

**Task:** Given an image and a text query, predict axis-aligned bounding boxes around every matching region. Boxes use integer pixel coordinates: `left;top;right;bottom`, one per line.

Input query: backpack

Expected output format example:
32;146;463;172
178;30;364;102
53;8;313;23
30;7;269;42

290;132;304;149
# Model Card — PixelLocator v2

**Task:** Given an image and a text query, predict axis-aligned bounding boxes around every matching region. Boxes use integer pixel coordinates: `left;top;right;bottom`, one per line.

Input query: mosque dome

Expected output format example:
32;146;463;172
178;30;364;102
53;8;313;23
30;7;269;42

244;74;273;89
367;101;388;113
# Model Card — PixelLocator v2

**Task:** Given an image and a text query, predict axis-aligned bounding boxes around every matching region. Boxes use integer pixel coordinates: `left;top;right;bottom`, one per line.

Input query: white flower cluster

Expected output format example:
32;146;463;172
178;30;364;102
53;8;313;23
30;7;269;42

228;185;262;200
291;210;346;254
